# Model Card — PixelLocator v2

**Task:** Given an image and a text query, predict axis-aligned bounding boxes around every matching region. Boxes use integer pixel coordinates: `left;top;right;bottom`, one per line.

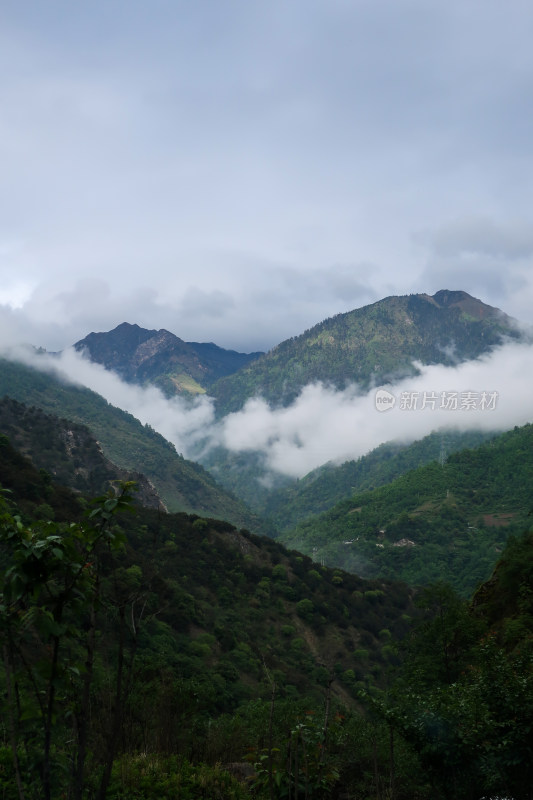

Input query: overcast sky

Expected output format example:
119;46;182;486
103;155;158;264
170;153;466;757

2;0;533;353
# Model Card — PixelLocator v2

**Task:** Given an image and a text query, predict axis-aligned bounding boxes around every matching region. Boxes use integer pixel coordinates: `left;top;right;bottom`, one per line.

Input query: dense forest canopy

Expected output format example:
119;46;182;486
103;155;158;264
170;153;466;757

1;431;532;799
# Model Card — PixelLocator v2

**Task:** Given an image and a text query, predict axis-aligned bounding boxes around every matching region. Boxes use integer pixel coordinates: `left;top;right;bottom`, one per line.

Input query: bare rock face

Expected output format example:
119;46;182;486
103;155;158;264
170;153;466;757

120;471;167;512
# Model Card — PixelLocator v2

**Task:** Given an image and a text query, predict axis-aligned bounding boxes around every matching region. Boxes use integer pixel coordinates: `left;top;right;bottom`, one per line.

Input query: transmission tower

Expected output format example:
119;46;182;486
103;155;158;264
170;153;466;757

439;433;448;467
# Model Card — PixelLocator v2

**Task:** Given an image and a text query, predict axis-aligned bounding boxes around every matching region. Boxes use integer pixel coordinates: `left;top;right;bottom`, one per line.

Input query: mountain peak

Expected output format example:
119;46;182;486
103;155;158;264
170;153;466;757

73;324;263;396
429;289;510;321
432;289;474;305
210;289;522;413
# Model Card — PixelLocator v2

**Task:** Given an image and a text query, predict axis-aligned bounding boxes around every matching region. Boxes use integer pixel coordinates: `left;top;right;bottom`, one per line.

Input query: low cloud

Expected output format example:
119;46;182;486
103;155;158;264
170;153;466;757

416;217;533;260
0;258;383;355
2;334;533;483
1;341;215;458
214;341;533;477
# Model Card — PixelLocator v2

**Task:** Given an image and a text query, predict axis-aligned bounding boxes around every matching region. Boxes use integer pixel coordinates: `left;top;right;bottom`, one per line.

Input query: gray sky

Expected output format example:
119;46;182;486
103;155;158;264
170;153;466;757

2;0;533;352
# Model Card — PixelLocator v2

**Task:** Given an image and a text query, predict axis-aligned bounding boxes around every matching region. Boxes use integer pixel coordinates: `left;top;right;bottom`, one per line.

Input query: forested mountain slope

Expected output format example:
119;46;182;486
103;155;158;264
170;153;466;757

0;438;417;796
210;290;521;413
283;423;533;594
0;396;164;509
262;428;497;532
0;358;262;529
2;429;532;798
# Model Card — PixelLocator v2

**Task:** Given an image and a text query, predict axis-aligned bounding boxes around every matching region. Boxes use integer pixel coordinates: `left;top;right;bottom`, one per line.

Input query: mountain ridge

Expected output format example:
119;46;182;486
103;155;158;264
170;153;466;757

0;357;265;530
209;289;522;413
74;322;263;396
0;396;165;510
282;422;533;594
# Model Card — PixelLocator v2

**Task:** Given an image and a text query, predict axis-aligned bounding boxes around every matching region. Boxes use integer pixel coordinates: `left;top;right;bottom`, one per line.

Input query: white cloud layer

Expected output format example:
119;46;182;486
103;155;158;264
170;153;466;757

214;342;533;476
3;338;532;480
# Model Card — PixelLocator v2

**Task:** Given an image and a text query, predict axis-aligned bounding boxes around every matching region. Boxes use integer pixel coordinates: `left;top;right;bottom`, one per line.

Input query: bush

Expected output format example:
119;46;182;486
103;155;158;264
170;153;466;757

296;598;314;621
106;754;250;799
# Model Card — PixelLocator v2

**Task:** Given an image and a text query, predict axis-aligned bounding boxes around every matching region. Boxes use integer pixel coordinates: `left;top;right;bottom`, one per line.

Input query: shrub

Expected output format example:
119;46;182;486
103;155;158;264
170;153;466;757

106;754;249;799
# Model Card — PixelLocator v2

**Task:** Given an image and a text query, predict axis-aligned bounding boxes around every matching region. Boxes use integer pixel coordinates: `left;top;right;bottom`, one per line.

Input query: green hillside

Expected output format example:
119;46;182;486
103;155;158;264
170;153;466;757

210;290;520;414
283;423;533;595
0;438;422;799
262;429;497;532
0;357;262;529
2;433;533;799
375;534;533;800
0;396;165;508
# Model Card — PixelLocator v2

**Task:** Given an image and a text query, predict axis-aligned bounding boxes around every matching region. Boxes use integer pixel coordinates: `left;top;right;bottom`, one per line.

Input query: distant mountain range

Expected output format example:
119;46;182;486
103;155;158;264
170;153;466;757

195;289;525;501
71;291;523;413
209;289;522;413
74;322;263;396
1;287;531;587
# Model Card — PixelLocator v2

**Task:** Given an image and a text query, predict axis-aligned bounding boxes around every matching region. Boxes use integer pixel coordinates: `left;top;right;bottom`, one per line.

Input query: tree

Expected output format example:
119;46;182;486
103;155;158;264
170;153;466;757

0;483;136;800
371;581;533;799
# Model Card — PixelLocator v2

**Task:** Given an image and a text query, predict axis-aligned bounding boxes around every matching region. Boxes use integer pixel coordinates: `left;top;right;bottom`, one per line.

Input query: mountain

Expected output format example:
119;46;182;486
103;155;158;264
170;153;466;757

282;423;533;595
0;434;420;798
261;428;498;532
0;396;164;509
0;357;264;530
2;405;532;799
74;322;263;396
0;441;415;698
209;290;522;414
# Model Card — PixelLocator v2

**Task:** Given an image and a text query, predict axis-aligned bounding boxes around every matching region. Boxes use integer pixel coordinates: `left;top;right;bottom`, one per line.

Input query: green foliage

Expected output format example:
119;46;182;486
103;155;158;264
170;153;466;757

473;528;533;641
296;598;314;621
367;555;533;800
0;369;261;529
0;481;136;799
105;754;250;799
283;423;533;595
381;636;533;800
251;711;341;799
272;564;287;580
261;429;494;531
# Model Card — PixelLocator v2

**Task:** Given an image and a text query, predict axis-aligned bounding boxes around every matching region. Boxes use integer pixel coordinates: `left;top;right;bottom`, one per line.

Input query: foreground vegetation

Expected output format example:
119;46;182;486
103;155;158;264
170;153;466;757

1;431;532;798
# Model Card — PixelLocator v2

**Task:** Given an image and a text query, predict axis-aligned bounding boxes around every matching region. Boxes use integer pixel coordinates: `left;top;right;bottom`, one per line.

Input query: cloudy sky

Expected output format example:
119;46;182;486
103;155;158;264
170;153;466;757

1;0;533;354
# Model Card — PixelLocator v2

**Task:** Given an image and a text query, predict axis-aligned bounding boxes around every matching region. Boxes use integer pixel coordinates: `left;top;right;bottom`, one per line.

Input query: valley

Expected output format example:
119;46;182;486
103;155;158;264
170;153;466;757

1;288;532;799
